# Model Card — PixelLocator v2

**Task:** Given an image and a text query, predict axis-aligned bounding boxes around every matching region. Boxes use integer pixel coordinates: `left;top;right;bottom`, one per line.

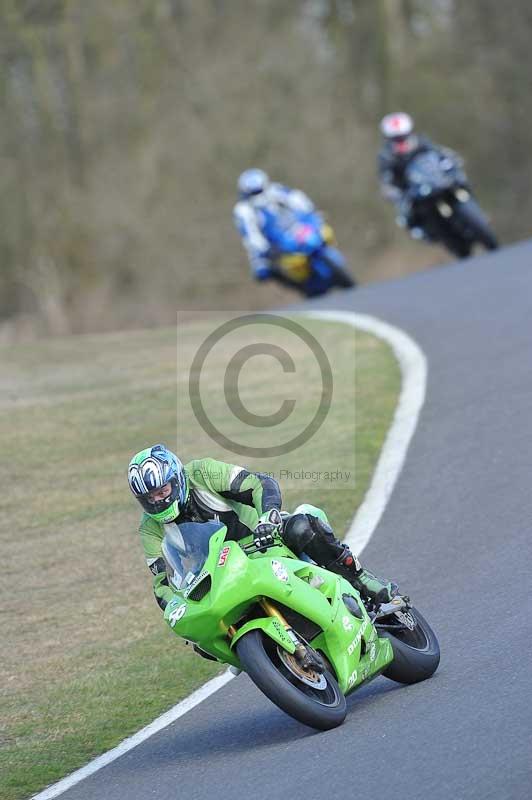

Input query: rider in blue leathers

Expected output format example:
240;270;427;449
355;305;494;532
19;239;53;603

233;169;353;296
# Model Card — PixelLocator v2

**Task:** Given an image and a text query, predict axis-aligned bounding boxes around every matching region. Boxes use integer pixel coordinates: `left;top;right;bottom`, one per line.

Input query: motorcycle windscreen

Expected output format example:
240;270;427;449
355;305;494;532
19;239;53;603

161;520;225;590
405;152;453;190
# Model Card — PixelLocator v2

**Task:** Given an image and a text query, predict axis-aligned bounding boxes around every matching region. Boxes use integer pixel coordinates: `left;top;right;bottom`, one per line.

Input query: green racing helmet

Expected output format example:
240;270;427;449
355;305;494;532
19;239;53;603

128;443;188;523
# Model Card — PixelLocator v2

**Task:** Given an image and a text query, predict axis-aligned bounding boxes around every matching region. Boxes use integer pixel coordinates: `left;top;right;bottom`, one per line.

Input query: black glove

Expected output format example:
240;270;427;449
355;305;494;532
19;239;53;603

254;508;282;551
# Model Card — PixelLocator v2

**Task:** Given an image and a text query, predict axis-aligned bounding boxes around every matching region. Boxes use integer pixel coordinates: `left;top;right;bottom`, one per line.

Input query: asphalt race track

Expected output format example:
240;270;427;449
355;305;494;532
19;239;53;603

50;241;532;800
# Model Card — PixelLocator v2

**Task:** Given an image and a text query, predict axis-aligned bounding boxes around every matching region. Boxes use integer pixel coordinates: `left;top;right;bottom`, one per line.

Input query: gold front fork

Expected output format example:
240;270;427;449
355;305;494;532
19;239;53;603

259;598;307;660
259;597;289;626
226;600;288;641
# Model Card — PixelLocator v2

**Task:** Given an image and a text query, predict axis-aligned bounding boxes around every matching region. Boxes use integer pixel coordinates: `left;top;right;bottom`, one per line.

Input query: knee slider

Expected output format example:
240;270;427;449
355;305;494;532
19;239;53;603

283;513;315;555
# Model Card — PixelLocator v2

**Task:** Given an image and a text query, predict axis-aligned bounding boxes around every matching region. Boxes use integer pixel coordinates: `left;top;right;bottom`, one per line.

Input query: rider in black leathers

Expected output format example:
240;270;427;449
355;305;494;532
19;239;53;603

377;112;463;241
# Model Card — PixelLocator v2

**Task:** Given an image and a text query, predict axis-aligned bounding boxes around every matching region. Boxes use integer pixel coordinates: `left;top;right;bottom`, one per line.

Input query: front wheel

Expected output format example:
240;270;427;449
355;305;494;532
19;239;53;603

236;629;346;730
426;207;472;258
377;607;440;684
439;232;472;259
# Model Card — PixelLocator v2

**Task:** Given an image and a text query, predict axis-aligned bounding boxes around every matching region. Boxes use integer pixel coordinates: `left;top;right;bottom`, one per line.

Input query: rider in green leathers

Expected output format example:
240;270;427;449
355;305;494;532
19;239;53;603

128;444;397;615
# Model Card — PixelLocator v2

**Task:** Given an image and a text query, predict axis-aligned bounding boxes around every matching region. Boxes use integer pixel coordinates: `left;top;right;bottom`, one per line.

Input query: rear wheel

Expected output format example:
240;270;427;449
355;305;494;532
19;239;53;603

453;199;499;251
376;607;440;684
236;629;346;730
320;247;356;289
331;265;356;289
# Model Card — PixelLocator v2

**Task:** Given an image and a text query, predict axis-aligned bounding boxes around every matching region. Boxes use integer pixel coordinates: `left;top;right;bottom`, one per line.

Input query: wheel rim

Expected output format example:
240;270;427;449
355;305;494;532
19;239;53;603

377;613;431;652
277;647;328;689
259;639;341;707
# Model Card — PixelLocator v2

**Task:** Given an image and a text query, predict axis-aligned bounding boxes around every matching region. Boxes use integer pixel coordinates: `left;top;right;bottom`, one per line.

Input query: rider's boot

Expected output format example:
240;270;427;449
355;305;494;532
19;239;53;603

282;512;397;605
326;545;398;605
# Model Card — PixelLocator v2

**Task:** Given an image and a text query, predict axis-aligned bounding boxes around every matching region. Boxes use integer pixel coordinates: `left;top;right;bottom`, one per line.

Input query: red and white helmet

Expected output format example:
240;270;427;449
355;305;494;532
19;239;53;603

380;112;417;155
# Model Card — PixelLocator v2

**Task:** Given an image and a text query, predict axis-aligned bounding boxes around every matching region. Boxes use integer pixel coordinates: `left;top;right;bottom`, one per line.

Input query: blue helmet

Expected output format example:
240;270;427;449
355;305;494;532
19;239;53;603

128;444;188;523
237;168;269;199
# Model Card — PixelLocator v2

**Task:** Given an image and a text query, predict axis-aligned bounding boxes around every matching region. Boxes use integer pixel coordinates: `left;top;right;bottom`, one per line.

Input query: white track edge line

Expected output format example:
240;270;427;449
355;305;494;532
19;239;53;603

32;310;426;800
31;672;235;800
306;310;427;554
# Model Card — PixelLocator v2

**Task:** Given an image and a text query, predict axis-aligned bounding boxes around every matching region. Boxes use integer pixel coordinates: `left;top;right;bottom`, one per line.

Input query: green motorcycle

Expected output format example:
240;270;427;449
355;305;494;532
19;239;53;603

162;520;440;730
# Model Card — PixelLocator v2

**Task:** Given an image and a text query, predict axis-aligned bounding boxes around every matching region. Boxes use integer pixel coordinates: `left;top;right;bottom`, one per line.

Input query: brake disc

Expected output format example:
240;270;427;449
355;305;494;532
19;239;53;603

277;647;327;689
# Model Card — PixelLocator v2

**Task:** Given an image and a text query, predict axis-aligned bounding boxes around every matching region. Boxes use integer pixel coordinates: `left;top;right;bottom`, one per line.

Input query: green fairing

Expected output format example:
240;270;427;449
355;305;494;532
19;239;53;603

162;522;393;694
231;617;297;654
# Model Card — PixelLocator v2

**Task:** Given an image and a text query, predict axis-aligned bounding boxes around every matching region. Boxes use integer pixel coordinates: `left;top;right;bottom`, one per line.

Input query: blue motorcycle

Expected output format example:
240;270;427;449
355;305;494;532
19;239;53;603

261;209;355;297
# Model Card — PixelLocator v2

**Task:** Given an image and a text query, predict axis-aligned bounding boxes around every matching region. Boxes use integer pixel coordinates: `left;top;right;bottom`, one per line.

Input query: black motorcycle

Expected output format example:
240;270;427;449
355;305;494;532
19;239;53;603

402;151;498;259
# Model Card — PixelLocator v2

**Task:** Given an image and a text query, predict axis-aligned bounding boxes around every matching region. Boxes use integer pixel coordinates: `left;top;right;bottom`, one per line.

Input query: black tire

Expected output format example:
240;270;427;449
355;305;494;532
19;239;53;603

236;629;347;730
437;231;472;259
331;263;356;289
319;249;357;289
326;260;356;289
377;607;440;685
453;199;499;251
423;208;472;259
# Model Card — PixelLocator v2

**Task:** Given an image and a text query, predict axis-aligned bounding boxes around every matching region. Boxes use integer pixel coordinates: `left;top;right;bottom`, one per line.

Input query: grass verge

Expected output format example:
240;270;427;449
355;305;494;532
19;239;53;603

0;317;400;799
